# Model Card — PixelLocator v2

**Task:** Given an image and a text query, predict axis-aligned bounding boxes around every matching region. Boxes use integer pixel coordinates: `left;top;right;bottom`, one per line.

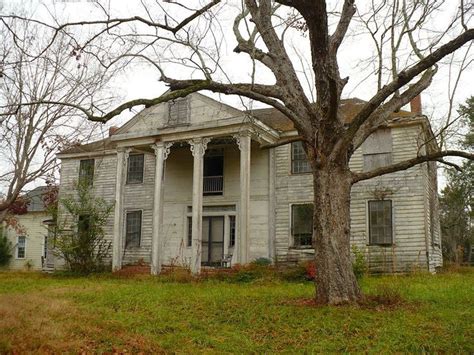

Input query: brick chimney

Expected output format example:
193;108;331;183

108;126;119;136
410;95;422;115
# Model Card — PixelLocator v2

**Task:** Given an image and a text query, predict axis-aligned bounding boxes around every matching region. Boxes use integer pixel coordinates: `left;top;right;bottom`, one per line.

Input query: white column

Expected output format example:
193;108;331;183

235;133;251;264
151;142;172;275
189;137;210;274
112;147;130;272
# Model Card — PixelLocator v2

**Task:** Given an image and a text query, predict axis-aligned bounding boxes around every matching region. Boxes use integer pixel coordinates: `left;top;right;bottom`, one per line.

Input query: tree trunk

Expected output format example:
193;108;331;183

312;163;361;304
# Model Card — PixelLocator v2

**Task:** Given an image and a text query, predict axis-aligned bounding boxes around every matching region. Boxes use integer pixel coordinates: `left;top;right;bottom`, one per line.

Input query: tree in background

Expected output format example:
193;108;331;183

440;97;473;263
54;182;113;274
1;1;473;304
0;10;117;223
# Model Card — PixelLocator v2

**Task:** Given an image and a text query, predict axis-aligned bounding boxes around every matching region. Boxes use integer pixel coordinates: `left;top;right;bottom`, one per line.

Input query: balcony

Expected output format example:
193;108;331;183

203;175;224;195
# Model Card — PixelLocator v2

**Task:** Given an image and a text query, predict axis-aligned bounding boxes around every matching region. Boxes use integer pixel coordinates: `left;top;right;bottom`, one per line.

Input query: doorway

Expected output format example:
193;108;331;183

201;216;224;266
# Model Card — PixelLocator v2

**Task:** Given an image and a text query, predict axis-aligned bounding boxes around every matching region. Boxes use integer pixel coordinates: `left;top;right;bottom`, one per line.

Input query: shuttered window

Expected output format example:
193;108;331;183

291;204;313;248
229;215;236;247
17;236;26;259
125;211;142;247
127;154;144;184
79;159;94;186
291;142;311;174
368;200;393;245
362;129;392;171
168;98;189;125
187;217;192;247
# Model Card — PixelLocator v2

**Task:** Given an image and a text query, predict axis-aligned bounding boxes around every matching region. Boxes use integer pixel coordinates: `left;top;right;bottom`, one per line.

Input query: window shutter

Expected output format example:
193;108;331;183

168;98;189;125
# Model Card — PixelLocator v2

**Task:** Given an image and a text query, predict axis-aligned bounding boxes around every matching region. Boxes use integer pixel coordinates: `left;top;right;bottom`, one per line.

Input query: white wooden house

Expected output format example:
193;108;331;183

56;93;442;274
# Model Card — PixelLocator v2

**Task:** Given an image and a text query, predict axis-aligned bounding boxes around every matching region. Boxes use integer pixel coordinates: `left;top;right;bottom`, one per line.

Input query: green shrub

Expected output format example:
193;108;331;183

352;245;367;280
0;231;12;267
252;257;272;266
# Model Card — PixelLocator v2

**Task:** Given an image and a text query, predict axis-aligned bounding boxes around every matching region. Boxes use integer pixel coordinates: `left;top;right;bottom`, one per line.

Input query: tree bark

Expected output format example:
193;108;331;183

312;163;361;305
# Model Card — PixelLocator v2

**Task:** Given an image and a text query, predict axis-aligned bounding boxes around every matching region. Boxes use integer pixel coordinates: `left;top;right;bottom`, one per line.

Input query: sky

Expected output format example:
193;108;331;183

0;0;472;192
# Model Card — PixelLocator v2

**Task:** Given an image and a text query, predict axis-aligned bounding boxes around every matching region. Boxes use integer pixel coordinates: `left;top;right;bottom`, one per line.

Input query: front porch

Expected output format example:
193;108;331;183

110;121;278;274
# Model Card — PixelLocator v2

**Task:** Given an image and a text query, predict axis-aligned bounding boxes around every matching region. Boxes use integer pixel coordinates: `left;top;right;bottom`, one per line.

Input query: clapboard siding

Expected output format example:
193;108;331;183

274;123;441;272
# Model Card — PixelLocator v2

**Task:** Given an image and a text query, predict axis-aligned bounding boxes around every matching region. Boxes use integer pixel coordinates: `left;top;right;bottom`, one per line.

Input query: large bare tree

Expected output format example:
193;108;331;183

1;0;473;304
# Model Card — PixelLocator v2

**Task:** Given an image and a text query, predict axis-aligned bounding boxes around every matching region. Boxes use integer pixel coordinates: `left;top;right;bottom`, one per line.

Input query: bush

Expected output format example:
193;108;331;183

55;182;113;274
352;245;367;280
252;257;272;266
0;231;12;267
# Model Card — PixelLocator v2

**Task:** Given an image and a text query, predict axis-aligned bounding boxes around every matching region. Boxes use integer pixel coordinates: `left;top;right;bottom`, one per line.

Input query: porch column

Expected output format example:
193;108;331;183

189;137;210;274
112;147;130;272
235;133;251;264
151;142;173;275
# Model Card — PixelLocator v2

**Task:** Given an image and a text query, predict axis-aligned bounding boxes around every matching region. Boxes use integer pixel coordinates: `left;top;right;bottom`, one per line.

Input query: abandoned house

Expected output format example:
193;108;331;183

56;93;442;274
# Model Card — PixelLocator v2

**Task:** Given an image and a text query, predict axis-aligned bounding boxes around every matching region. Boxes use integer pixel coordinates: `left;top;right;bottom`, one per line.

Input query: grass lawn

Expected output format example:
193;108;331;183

0;268;473;353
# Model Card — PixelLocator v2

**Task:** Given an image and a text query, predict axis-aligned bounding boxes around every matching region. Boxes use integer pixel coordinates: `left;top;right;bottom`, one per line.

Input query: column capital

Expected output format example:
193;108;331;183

188;137;211;157
233;132;251;151
151;142;173;160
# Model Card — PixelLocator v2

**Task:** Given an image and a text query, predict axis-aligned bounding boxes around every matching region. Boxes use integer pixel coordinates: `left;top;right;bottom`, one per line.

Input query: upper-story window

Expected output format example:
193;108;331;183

362;128;392;171
291;141;311;174
368;200;393;245
203;149;224;195
168;97;189;126
79;159;94;186
291;204;313;248
127;154;144;184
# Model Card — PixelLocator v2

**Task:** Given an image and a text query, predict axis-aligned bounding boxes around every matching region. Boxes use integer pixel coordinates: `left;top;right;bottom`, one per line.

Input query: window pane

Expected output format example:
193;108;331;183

127;154;144;184
126;211;142;247
291;142;311;174
292;204;313;247
187;217;192;247
229;215;236;247
79;159;94;186
363;153;392;171
17;236;26;258
368;200;393;245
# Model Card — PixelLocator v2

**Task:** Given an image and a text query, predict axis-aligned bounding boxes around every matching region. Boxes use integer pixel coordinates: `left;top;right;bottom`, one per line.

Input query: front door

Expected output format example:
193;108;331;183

201;216;224;266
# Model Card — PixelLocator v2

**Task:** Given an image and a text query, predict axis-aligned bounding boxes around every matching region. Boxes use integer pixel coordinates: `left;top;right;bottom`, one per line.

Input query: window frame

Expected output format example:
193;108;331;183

125;210;143;248
167;97;190;126
16;235;26;259
290;141;312;175
290;203;314;249
79;158;95;187
367;200;394;246
126;153;145;184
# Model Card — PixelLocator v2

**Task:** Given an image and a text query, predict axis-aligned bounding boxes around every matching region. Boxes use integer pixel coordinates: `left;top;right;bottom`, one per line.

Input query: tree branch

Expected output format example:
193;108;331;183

351;150;474;183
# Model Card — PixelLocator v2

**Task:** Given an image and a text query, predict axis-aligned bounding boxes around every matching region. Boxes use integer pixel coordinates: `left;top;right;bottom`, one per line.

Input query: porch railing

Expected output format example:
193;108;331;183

203;175;224;194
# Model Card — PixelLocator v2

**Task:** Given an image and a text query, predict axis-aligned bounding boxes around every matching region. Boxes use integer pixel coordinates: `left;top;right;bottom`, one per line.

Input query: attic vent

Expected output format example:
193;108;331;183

167;97;189;126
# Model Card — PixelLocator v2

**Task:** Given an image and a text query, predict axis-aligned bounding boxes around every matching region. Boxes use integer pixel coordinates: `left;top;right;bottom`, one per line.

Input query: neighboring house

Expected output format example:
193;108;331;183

57;93;442;274
3;186;55;271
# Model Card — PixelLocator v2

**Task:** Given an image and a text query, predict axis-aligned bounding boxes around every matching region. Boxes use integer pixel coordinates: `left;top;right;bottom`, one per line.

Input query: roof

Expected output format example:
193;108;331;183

59;137;114;155
249;98;417;132
24;186;50;212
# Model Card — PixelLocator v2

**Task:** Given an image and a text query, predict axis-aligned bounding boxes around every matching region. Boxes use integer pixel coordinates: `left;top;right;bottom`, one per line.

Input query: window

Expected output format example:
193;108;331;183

203;149;224;195
291;204;313;248
187;217;192;247
127;154;144;184
78;214;91;238
125;211;142;247
17;236;26;259
79;159;94;186
229;215;236;248
362;129;392;171
368;200;393;245
168;97;189;125
291;142;311;174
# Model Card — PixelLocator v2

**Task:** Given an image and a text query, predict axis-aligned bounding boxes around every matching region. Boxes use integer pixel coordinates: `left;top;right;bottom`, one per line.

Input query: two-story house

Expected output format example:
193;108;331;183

56;93;442;274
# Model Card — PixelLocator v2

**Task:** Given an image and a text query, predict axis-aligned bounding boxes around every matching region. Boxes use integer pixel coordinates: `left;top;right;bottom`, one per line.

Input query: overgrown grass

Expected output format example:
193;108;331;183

0;268;473;353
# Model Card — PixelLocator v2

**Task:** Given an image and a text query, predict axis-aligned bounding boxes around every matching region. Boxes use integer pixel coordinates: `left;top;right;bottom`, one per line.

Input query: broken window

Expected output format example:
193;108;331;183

291;141;311;174
368;200;393;245
127;154;144;184
168;97;189;125
125;210;142;248
291;204;313;248
362;128;392;171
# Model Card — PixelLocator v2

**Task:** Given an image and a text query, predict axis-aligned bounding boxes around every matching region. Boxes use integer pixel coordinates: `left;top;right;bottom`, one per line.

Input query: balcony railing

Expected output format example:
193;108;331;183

203;175;224;194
